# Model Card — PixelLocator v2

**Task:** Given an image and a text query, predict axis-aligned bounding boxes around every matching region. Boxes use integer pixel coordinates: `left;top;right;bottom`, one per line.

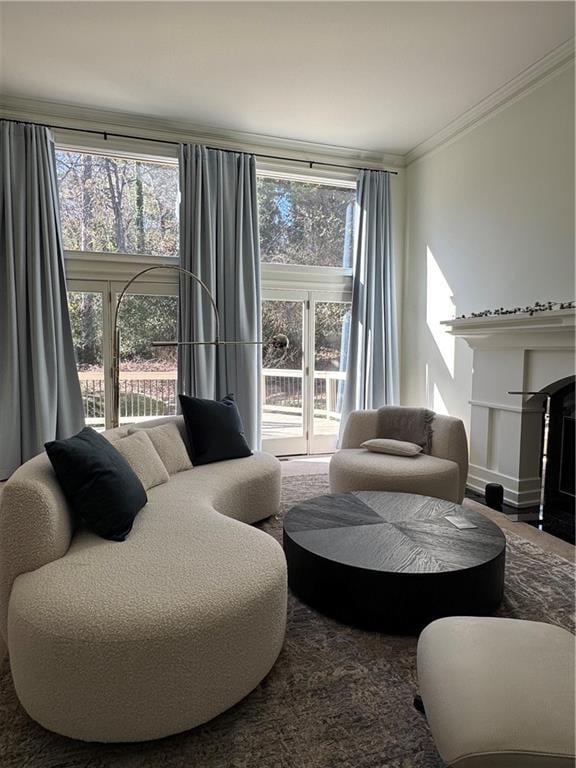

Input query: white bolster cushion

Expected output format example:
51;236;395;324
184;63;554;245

113;431;170;490
361;438;423;457
128;422;193;475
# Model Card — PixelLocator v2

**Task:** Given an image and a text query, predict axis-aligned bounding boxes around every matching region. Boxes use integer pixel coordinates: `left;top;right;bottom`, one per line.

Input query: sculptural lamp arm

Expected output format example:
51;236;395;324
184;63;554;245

111;265;221;429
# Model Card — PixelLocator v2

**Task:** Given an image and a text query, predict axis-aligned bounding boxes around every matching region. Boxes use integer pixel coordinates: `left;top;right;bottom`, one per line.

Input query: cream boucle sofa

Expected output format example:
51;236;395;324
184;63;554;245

0;416;287;743
330;410;469;503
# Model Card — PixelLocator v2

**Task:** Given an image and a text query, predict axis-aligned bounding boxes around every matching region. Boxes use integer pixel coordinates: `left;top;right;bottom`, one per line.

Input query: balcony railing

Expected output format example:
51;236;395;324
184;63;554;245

77;368;346;428
263;368;345;420
78;371;177;425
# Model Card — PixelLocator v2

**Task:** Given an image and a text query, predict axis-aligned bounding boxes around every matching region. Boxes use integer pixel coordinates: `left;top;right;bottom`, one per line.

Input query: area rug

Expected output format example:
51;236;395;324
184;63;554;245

0;474;573;768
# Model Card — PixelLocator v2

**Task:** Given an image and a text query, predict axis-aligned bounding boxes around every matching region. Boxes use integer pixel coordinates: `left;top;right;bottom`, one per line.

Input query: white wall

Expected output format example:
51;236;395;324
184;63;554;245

401;66;575;430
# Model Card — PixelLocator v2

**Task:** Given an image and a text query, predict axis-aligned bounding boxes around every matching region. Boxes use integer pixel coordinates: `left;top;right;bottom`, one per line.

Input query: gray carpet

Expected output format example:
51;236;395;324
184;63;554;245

0;474;574;768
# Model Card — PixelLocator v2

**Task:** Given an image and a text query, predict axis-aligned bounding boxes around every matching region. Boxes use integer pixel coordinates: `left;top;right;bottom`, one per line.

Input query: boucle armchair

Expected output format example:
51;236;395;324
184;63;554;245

0;416;286;743
330;409;468;503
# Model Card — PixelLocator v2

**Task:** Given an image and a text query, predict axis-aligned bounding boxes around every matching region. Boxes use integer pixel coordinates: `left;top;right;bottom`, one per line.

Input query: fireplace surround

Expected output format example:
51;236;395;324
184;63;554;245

442;309;575;509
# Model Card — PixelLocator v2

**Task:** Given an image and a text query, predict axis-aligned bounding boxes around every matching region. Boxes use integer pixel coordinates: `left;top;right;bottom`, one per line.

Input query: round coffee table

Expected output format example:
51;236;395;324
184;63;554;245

283;491;506;632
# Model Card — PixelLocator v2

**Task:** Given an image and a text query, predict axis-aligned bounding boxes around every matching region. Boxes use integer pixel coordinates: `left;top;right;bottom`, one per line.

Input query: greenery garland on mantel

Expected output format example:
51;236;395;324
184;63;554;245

456;300;576;320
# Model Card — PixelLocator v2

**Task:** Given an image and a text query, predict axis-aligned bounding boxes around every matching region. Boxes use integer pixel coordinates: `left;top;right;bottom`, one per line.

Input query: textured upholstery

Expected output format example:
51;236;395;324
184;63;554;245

113;430;170;489
128;421;192;474
417;617;576;768
330;449;461;502
332;410;469;503
0;417;286;742
361;438;422;456
0;454;74;639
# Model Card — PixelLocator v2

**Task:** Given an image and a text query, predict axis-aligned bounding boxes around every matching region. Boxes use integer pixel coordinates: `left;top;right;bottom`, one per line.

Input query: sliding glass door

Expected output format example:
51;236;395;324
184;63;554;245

262;289;351;456
261;294;307;455
312;299;351;452
68;280;350;451
67;279;178;430
112;284;178;425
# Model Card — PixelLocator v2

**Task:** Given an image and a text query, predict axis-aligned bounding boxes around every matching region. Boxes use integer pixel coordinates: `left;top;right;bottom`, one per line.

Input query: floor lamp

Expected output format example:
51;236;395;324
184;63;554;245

111;265;287;428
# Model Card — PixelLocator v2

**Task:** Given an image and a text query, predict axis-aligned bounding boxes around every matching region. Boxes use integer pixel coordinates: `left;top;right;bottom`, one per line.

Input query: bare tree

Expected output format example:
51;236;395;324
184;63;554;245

80;154;93;251
104;157;127;251
135;161;145;253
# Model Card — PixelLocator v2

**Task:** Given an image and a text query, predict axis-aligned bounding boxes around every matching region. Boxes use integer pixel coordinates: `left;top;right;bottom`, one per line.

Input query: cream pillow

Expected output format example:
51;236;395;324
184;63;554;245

361;438;422;457
113;430;170;490
128;422;193;475
102;426;131;444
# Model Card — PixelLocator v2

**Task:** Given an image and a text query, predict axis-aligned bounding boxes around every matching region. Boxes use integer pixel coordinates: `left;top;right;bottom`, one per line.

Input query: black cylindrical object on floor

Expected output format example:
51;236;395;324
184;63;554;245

485;483;504;511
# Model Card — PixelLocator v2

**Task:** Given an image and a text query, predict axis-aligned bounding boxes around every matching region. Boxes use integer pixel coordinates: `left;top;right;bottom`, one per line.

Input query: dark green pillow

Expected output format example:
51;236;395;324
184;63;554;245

45;427;147;541
179;393;252;466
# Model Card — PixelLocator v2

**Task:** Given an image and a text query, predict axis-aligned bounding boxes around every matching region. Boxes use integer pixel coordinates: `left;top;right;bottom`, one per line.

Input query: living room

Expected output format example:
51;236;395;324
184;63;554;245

0;2;574;766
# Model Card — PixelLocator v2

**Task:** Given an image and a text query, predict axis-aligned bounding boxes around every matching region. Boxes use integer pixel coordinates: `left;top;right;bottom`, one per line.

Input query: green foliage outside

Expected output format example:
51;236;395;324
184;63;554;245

68;291;103;367
262;300;350;371
117;295;177;364
257;176;355;267
68;292;177;369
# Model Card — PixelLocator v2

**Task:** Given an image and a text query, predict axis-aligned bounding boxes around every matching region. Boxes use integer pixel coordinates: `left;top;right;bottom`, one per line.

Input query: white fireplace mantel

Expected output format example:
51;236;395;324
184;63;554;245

441;308;575;340
441;309;575;507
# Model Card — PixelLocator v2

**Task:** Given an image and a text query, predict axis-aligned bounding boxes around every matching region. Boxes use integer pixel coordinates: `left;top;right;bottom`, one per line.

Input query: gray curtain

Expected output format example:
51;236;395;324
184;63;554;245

340;170;399;433
0;120;85;479
178;145;261;448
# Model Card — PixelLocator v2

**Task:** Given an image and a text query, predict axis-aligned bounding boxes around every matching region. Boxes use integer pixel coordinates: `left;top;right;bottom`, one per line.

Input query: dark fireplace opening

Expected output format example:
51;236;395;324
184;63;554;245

542;380;575;530
538;378;575;544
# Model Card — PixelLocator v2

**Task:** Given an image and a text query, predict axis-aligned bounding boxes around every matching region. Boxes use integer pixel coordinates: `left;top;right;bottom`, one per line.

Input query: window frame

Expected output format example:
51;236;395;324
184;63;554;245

67;277;180;430
56;141;180;267
56;139;356;285
58;139;355;444
258;172;354;454
257;169;355;298
261;286;352;455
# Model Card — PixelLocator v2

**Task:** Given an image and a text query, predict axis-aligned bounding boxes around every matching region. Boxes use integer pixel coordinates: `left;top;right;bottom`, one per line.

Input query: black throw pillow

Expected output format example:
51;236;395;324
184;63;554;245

179;393;253;466
45;427;147;541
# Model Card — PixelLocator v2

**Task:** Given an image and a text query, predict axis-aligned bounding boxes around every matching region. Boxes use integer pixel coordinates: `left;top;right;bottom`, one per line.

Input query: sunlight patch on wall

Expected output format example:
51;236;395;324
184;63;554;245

426;246;455;377
433;383;449;415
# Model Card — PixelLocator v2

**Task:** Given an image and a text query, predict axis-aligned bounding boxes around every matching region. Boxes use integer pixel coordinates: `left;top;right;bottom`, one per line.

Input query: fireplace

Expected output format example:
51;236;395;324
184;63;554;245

441;309;575;531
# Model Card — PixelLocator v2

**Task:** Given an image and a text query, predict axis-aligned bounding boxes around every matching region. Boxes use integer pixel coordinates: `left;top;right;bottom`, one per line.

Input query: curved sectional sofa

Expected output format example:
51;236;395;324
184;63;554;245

0;416;287;742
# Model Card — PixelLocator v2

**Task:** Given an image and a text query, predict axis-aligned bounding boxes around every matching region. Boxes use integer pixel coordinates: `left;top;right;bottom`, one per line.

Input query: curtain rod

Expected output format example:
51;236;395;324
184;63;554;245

20;118;399;176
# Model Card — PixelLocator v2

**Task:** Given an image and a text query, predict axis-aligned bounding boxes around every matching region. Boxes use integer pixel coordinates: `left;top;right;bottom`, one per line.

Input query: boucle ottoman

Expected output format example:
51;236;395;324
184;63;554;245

417;617;576;767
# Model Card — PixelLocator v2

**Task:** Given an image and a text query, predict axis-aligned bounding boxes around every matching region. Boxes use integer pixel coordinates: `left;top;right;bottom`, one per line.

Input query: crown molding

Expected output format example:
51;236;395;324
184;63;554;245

405;37;575;166
0;94;405;171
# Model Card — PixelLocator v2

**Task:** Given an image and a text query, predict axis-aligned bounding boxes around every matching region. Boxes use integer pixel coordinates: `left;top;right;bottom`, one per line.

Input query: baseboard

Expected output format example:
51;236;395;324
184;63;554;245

467;465;542;508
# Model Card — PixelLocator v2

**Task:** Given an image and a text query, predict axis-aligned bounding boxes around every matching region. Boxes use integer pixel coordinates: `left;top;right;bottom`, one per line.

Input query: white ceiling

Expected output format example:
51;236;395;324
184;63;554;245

0;2;573;154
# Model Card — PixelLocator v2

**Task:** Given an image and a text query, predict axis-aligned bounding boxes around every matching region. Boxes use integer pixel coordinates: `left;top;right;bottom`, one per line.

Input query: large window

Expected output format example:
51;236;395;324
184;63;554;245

56;150;179;257
57;141;354;448
258;176;355;267
57;145;180;430
259;175;355;455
